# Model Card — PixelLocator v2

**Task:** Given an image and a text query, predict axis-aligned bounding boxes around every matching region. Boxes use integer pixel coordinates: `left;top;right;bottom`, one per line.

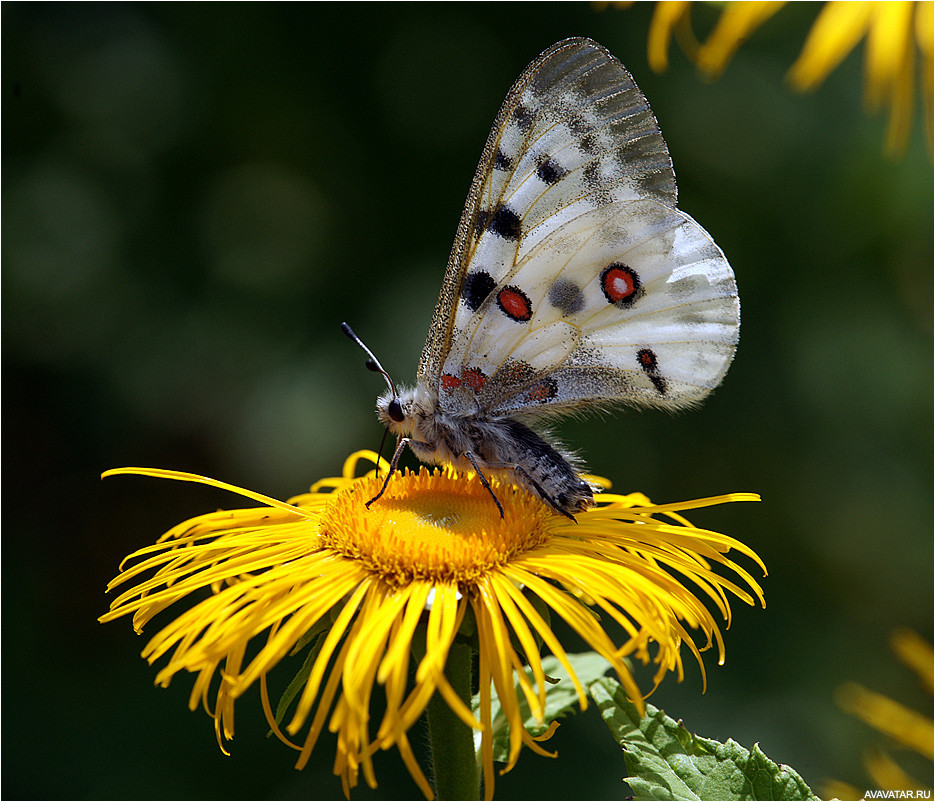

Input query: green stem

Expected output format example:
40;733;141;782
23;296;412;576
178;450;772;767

425;641;480;800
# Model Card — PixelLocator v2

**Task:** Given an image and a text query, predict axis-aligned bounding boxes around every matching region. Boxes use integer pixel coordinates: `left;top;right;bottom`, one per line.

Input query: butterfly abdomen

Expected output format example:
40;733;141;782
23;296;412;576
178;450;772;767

411;402;593;515
494;418;594;514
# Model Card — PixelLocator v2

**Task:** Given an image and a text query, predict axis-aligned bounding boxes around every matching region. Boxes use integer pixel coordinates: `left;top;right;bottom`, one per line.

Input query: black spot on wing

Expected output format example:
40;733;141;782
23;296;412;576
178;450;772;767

547;278;584;315
461;271;496;312
494;148;512;171
525;377;558;403
583;159;610;189
535;156;567;185
486;204;521;241
496;359;537;386
582;159;614;203
636;347;668;395
513;104;534;133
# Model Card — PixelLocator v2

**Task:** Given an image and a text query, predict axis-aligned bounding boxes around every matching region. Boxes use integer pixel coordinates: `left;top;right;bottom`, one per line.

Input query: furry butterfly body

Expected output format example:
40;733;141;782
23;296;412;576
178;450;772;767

349;38;739;518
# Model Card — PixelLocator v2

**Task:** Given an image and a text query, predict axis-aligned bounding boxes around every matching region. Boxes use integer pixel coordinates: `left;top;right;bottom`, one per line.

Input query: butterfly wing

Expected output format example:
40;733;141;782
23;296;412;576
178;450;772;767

419;37;738;422
417;37;677;385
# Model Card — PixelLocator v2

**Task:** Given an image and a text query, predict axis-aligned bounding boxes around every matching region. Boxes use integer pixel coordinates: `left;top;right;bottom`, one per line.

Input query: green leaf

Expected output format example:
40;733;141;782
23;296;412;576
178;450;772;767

289;618;327;656
473;651;612;763
271;630;327;729
589;677;819;801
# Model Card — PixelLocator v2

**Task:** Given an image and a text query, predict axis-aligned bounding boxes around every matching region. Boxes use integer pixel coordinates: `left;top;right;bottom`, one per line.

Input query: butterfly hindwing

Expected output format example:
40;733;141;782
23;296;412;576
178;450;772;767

491;202;738;416
438;196;738;417
417;38;678;385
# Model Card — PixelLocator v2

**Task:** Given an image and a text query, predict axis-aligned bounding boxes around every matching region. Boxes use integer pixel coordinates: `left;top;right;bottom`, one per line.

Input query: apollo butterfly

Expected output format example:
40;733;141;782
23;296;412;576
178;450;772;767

344;38;739;519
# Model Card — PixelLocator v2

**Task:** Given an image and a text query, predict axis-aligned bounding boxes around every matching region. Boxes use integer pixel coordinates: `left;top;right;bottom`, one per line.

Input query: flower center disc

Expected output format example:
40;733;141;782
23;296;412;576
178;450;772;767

318;467;552;585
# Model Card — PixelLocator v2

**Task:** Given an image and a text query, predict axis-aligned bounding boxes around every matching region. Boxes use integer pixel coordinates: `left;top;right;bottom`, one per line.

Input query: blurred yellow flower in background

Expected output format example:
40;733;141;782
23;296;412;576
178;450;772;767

823;629;933;798
645;1;934;154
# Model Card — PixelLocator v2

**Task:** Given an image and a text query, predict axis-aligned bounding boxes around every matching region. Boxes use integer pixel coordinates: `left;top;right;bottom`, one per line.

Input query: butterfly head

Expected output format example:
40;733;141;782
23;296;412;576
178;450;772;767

375;385;422;436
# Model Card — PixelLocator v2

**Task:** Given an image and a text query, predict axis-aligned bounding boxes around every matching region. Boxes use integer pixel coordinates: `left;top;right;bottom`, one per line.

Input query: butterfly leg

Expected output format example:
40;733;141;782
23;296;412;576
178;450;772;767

462;450;505;519
480;460;577;522
365;436;410;508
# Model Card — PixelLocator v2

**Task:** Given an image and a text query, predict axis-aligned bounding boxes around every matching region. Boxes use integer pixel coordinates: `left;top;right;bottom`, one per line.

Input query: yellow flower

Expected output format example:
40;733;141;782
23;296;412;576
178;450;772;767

100;450;765;799
645;1;934;154
824;629;933;798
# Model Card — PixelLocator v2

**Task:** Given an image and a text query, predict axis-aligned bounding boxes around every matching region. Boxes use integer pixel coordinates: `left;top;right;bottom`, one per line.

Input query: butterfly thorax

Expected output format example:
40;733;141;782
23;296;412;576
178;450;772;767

377;383;594;515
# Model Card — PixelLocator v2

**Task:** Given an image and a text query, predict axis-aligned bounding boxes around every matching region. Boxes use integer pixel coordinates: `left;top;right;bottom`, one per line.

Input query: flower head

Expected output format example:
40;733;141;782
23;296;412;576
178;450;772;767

101;450;765;799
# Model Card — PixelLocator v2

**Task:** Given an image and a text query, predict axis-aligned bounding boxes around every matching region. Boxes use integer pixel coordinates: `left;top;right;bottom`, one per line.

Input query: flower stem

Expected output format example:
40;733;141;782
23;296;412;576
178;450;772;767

426;641;479;800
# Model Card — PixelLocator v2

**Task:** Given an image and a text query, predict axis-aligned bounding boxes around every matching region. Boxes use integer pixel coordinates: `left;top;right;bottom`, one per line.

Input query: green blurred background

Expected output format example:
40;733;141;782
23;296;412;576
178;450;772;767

4;2;932;798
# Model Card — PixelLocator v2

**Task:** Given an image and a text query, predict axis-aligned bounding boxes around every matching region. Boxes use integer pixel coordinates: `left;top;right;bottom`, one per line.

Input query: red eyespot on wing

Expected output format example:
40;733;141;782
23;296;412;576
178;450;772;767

496;286;533;322
461;367;488;391
441;373;462;390
601;263;641;306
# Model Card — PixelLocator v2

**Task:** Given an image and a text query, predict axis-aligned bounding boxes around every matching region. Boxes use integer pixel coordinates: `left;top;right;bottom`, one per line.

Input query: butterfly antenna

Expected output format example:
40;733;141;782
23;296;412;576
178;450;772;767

341;322;398;397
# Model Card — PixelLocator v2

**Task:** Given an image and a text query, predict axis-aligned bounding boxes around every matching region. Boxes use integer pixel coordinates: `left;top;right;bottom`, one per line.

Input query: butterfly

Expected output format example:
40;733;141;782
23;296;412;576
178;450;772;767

343;37;739;520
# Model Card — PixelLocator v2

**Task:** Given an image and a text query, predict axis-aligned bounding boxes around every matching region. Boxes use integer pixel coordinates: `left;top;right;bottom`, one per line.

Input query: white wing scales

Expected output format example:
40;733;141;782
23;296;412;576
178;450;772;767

418;36;739;425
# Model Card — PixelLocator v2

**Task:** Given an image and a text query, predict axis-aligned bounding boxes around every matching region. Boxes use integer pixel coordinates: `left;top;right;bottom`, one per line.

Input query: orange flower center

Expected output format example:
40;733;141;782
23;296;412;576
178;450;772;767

317;467;553;585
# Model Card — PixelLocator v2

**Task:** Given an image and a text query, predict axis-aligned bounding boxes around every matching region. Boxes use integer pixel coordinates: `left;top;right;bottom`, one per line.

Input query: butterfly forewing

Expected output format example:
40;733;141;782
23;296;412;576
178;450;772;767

417;38;678;384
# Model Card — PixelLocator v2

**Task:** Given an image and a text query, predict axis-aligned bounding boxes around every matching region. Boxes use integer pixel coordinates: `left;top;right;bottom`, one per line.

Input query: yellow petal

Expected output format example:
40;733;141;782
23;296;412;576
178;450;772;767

837;681;935;758
648;1;694;72
864;745;929;792
891;628;934;693
915;1;934;152
916;0;934;57
787;0;877;90
865;1;915;108
696;1;786;78
883;22;916;153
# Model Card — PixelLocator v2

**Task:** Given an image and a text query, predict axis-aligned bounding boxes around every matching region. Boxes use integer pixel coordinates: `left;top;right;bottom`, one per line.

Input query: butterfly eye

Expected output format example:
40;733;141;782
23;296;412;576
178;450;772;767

388;398;405;423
